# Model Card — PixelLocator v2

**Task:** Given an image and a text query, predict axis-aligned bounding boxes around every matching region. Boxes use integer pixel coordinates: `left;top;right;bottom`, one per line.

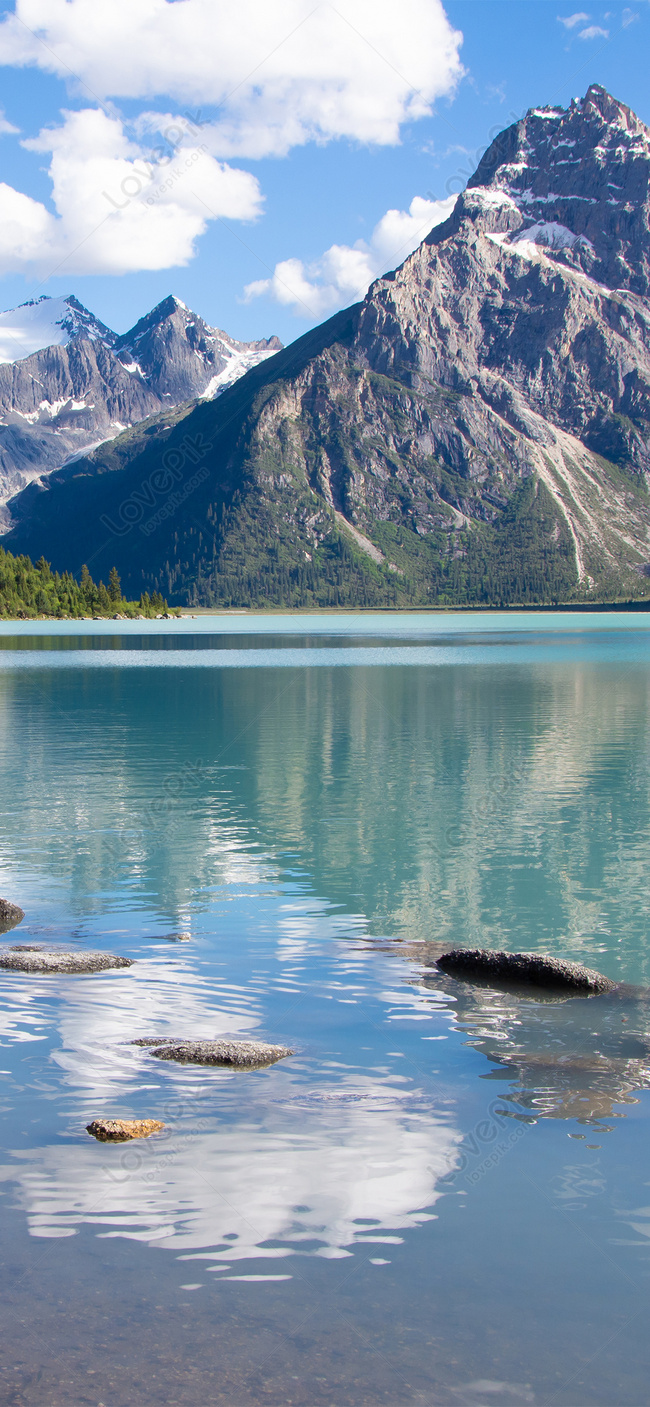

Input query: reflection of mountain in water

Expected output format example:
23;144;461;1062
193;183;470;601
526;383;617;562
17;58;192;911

420;961;650;1123
1;647;650;973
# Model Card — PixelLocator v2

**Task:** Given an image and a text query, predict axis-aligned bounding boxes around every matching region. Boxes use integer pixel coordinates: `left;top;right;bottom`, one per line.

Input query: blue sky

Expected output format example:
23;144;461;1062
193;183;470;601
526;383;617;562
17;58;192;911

0;0;646;347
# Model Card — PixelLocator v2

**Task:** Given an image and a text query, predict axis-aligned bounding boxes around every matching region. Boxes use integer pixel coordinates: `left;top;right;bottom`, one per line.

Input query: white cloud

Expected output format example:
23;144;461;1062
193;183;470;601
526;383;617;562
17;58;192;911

0;0;464;158
0;107;262;276
578;23;609;36
244;194;456;318
0;110;19;135
557;12;591;27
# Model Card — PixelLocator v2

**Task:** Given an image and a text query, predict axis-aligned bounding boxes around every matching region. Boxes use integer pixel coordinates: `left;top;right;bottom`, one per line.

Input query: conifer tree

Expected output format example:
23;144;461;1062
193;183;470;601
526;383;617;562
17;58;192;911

108;566;121;602
98;582;112;613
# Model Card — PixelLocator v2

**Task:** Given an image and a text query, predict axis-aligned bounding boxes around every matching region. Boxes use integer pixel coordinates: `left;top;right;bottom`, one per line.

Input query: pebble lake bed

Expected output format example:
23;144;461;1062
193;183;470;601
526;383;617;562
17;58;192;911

1;611;650;1405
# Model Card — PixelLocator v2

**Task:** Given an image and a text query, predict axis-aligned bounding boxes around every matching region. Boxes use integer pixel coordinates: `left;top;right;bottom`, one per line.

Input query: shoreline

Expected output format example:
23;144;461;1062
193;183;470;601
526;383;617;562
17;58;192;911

4;598;650;624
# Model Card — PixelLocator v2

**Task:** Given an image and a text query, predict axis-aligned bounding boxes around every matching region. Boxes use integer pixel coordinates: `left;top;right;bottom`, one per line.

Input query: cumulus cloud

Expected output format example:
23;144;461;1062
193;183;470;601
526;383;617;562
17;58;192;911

244;194;456;318
0;107;262;276
0;110;19;135
557;12;591;27
0;0;464;158
577;23;609;37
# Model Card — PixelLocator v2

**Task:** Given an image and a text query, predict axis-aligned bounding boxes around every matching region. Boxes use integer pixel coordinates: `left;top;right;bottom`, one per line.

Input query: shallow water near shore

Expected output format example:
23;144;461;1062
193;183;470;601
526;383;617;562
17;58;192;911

1;612;650;1405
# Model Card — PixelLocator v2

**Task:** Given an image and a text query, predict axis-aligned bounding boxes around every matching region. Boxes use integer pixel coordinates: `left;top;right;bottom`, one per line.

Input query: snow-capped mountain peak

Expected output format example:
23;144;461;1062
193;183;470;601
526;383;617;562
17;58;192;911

456;82;650;294
0;295;115;365
114;294;282;403
0;291;282;520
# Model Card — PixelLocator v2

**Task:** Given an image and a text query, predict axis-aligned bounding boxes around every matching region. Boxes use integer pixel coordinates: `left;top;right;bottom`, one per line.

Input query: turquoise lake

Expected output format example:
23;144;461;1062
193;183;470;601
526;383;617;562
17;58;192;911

1;611;650;1406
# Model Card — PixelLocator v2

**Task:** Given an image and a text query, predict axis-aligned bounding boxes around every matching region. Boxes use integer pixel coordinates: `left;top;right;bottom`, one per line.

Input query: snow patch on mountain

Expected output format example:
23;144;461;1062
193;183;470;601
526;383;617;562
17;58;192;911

465;188;518;209
510;222;595;252
0;295;114;364
199;344;281;400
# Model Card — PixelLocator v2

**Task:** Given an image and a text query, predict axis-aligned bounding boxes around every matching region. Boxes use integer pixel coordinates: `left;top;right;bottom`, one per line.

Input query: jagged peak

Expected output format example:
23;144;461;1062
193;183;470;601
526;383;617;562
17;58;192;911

576;82;644;133
446;84;650;295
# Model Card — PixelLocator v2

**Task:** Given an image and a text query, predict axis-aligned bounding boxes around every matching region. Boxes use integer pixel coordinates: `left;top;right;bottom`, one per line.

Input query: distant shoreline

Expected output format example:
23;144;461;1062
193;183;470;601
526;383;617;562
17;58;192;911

175;600;650;616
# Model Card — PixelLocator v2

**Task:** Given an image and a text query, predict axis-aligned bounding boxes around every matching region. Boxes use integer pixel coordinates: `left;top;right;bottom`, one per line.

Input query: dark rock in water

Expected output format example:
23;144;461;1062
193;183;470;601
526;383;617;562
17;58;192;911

436;948;616;994
0;949;133;973
148;1039;293;1068
9;944;44;952
418;963;650;1123
86;1118;164;1142
0;899;25;933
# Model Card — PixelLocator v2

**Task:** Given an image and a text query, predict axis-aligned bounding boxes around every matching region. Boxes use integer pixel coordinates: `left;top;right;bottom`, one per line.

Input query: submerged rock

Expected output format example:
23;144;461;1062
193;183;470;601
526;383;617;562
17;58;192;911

436;948;616;994
0;899;25;933
0;950;133;974
86;1118;164;1142
418;964;650;1123
146;1039;293;1068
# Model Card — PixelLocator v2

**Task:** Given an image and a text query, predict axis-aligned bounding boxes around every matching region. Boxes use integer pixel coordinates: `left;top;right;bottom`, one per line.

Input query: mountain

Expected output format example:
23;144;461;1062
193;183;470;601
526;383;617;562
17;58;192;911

0;294;114;362
0;294;281;526
6;83;650;607
114;295;282;403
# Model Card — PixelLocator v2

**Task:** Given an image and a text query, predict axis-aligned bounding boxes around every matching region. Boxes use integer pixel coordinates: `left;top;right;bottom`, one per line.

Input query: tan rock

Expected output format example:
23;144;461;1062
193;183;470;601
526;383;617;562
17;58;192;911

86;1118;164;1142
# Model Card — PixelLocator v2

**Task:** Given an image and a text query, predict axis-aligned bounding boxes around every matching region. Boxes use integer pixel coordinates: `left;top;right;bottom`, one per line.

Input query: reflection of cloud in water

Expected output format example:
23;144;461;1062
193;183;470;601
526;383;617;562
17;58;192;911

0;1080;458;1259
0;918;460;1264
0;956;265;1098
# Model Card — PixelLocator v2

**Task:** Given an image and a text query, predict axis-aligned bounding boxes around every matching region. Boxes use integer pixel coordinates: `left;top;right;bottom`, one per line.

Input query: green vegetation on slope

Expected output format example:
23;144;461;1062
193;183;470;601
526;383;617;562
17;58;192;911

0;549;172;619
171;473;580;609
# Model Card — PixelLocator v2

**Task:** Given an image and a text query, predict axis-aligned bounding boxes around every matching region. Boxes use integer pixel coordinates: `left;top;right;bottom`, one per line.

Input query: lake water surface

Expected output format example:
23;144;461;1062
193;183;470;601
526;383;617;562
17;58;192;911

0;611;650;1406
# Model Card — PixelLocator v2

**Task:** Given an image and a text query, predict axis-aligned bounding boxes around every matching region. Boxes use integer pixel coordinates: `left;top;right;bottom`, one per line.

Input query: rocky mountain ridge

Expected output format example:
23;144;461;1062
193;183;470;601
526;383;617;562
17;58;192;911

5;84;650;606
0;294;281;525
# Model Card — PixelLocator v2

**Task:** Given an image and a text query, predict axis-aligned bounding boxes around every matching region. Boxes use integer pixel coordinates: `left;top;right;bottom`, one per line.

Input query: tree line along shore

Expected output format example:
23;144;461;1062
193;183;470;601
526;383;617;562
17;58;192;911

0;547;176;619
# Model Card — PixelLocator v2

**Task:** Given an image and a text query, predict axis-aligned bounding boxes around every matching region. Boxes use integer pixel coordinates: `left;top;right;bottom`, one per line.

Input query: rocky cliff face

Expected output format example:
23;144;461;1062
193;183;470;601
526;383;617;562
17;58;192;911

0;294;281;526
279;82;650;599
6;85;650;606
